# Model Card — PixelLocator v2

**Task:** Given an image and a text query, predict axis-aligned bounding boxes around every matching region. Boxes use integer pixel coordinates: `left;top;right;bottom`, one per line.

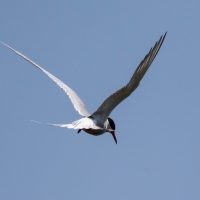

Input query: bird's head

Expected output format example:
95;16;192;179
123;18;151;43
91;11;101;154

107;117;117;144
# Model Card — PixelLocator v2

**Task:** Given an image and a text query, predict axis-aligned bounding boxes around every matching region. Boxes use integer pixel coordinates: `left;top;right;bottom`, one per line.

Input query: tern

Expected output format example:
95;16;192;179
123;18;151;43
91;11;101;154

1;32;166;144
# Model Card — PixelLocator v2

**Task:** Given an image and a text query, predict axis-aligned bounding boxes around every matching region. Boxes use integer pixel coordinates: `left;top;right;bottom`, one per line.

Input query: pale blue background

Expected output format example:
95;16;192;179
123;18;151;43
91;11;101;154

0;1;200;199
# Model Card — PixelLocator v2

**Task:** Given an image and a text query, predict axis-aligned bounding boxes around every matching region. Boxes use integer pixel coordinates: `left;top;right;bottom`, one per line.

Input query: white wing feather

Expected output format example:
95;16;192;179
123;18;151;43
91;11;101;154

0;42;90;117
92;32;167;121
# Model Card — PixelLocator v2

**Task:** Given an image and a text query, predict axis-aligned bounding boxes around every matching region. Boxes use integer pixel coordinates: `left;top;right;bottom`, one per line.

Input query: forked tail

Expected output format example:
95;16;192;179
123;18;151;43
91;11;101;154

31;120;70;128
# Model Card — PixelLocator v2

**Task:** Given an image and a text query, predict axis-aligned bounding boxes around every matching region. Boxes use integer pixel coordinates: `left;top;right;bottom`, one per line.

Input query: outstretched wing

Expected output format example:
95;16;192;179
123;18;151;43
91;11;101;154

1;42;90;117
92;32;167;121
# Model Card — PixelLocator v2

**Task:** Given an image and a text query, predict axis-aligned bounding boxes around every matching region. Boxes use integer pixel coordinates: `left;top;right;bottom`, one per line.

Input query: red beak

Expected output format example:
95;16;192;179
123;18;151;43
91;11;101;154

110;131;117;144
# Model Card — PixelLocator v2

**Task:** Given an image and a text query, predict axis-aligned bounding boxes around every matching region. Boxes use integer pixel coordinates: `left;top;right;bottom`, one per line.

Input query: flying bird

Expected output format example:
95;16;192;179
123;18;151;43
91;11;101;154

1;32;167;144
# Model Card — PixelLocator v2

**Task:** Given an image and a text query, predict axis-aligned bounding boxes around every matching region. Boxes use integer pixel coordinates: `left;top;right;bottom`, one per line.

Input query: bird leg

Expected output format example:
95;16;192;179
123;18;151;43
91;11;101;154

77;129;81;133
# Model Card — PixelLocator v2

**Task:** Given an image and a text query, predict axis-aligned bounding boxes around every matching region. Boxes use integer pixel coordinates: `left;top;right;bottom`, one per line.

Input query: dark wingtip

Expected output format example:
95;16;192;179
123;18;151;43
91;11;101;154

164;31;167;37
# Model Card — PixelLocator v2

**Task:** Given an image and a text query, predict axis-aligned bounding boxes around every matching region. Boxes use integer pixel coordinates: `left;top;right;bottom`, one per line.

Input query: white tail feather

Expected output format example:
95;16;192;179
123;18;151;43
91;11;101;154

31;120;70;128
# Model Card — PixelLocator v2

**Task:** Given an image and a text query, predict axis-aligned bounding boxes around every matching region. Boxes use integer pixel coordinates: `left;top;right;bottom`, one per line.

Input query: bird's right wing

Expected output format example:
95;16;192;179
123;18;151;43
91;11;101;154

92;32;167;121
1;42;90;117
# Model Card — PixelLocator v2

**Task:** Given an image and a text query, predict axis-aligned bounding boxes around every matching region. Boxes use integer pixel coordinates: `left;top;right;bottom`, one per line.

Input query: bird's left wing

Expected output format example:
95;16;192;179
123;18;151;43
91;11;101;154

92;32;167;121
1;42;90;117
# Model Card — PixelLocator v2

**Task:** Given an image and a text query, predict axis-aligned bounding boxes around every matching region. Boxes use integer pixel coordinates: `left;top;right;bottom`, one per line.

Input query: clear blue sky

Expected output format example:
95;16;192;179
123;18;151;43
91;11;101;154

0;1;200;199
